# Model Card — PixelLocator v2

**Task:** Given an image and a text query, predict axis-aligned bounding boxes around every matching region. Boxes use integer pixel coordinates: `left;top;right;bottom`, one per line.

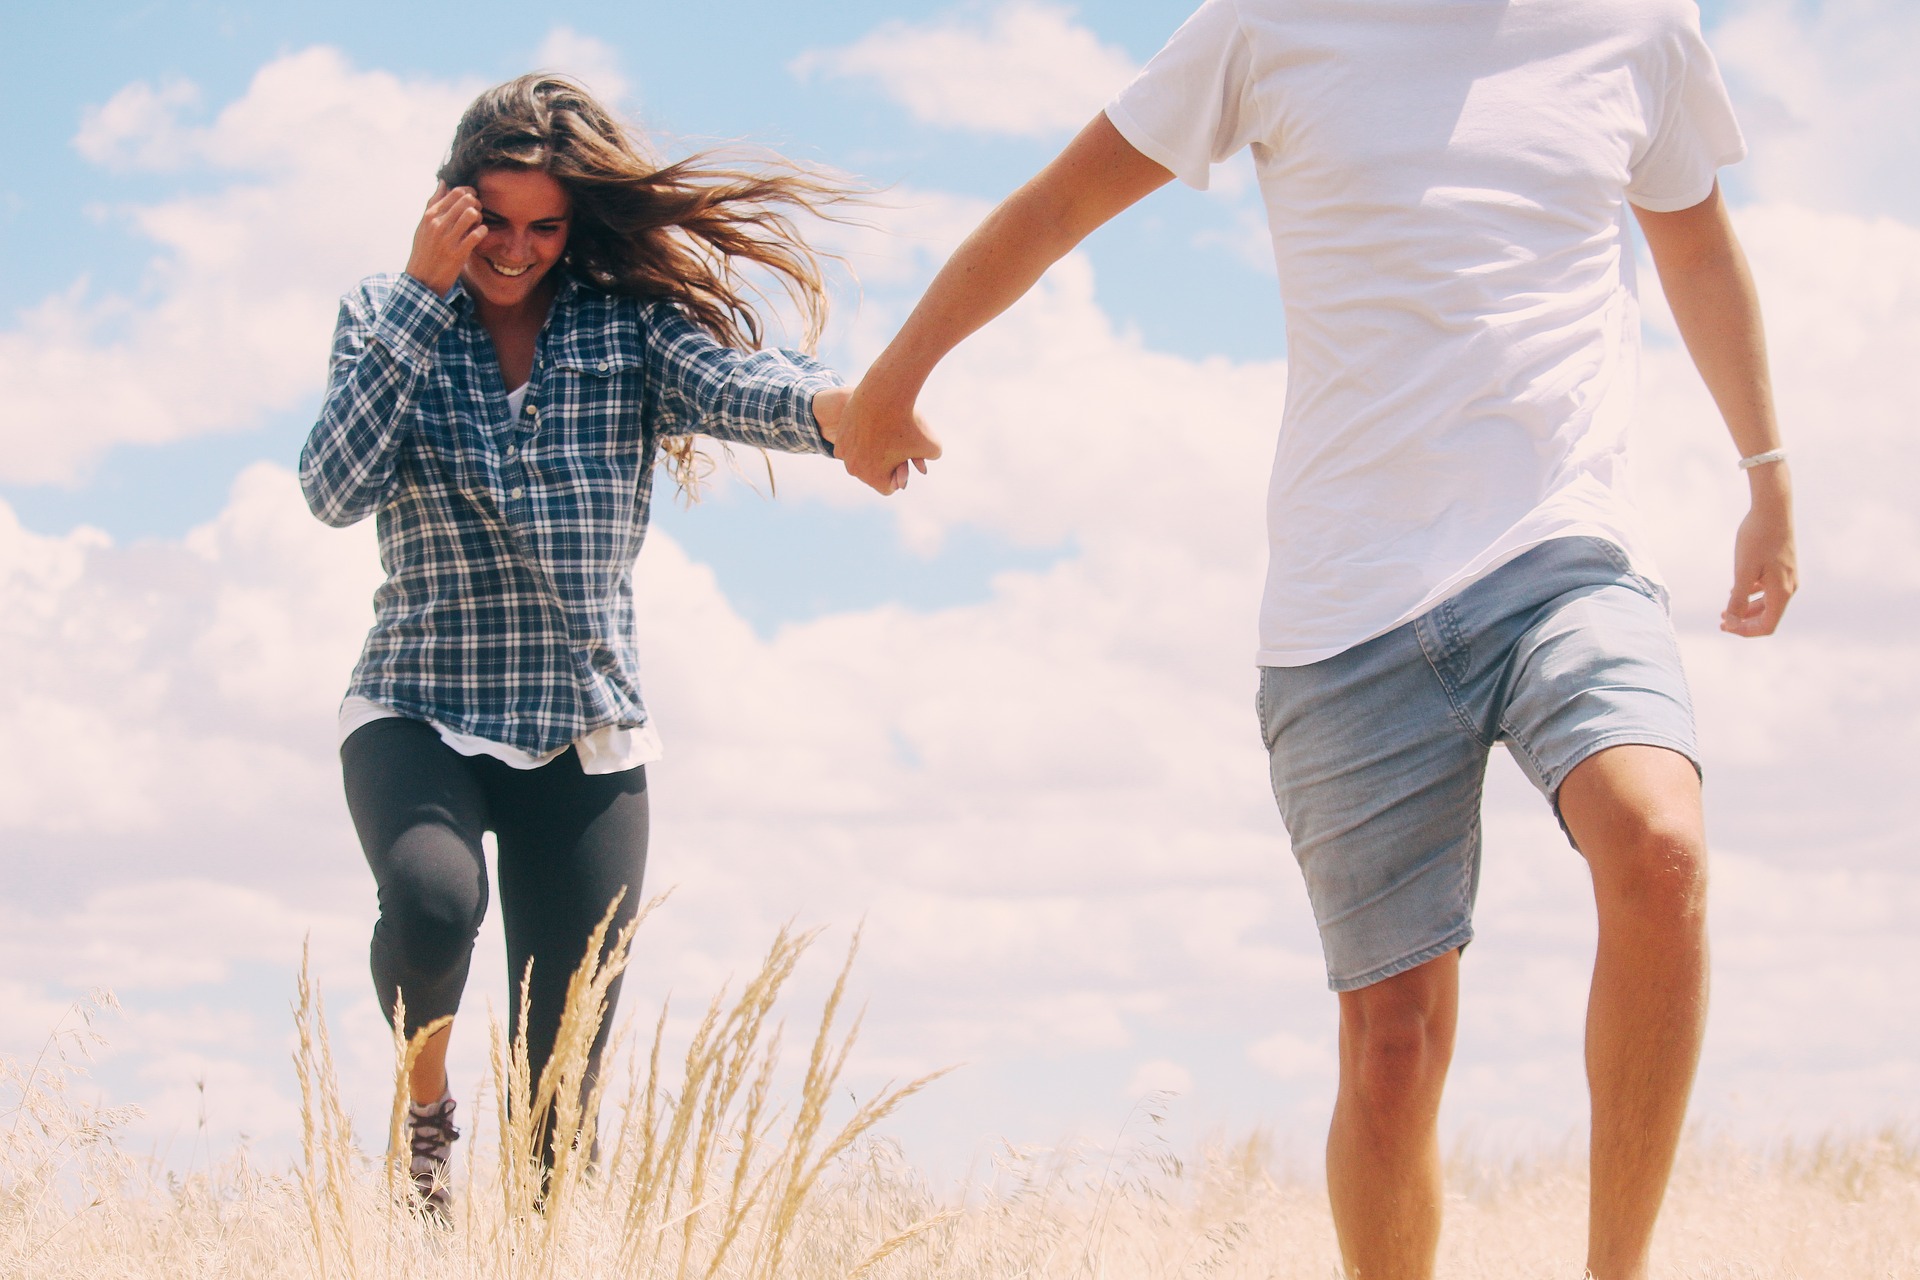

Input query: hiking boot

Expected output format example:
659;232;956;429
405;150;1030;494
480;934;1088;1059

407;1091;460;1220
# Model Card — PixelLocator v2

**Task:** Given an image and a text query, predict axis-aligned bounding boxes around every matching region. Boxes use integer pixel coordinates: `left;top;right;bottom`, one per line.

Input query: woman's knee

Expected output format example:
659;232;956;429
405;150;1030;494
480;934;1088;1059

375;830;489;970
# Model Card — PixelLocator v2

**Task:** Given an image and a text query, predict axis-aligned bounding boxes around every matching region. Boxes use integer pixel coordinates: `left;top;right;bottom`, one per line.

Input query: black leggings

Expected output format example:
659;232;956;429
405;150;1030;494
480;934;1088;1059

340;717;649;1101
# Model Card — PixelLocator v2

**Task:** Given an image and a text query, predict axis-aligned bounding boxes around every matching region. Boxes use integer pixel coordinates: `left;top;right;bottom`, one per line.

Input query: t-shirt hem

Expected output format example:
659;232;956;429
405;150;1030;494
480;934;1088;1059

1254;531;1654;669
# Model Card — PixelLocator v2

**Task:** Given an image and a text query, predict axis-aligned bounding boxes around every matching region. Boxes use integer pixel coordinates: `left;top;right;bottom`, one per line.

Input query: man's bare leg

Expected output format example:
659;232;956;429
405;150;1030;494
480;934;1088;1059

1559;744;1709;1280
1327;949;1459;1280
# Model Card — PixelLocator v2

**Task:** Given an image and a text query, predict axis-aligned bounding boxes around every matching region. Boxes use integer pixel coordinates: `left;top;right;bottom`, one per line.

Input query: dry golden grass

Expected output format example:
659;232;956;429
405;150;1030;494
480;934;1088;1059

3;916;1916;1279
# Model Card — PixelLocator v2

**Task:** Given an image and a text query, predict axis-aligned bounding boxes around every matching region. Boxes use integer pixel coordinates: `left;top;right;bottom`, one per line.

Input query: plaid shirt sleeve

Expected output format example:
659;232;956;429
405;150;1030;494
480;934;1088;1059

642;302;842;456
300;274;458;528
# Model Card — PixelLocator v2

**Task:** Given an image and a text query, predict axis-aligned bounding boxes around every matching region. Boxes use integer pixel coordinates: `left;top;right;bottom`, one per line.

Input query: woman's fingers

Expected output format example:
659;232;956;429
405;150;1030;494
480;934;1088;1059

407;185;485;295
436;188;481;232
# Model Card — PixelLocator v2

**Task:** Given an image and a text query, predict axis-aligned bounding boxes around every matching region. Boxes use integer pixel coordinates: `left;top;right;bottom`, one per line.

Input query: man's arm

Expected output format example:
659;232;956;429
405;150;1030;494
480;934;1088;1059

835;113;1175;494
1634;183;1796;637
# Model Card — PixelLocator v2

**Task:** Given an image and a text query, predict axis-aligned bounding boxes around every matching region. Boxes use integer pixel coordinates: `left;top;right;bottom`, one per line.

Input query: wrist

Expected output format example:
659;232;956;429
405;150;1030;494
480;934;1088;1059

809;384;849;445
404;267;456;298
1745;461;1791;505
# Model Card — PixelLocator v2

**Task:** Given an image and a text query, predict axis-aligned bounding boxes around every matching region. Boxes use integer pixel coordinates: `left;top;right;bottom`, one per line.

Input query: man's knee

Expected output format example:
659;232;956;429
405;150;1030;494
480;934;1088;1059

1590;804;1707;919
1338;955;1459;1108
1595;814;1708;925
1562;746;1708;920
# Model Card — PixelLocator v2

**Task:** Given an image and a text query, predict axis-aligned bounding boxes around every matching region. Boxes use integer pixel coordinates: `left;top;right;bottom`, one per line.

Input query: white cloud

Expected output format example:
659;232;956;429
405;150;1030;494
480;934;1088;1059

1126;1058;1193;1098
1247;1032;1333;1084
1715;0;1920;223
0;49;474;486
75;79;202;171
532;26;632;105
793;3;1138;137
0;463;377;838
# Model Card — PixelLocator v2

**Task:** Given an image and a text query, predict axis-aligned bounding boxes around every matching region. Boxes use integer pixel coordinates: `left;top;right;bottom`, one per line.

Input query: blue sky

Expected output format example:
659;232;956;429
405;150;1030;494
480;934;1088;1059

3;0;1918;1183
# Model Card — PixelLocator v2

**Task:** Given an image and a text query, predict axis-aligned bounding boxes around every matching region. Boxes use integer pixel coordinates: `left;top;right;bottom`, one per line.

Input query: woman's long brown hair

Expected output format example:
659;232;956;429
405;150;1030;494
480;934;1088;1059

438;74;854;493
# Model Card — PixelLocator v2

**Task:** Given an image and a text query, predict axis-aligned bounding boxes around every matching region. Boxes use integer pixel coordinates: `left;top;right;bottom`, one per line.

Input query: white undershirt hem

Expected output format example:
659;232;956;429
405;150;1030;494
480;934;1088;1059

337;695;663;774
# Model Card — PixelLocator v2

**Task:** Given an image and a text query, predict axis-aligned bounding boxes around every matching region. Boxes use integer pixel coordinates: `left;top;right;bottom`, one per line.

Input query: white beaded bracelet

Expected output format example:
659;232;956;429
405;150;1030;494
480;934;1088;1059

1737;448;1788;470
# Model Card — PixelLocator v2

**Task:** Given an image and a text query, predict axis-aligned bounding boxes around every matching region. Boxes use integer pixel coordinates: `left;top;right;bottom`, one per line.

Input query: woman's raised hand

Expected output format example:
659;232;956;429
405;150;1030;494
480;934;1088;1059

405;182;486;296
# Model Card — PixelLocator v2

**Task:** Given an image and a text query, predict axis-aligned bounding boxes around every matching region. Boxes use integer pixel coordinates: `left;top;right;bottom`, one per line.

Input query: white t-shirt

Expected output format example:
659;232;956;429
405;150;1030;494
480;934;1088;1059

1106;0;1745;665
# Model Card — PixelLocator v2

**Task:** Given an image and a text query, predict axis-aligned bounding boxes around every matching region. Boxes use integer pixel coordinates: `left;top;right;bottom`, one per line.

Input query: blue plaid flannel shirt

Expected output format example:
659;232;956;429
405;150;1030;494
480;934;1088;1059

301;271;840;754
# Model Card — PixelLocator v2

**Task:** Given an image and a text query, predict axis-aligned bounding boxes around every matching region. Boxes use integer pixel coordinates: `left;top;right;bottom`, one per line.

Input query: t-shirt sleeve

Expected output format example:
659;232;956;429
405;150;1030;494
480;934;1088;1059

1626;3;1747;212
1104;0;1260;191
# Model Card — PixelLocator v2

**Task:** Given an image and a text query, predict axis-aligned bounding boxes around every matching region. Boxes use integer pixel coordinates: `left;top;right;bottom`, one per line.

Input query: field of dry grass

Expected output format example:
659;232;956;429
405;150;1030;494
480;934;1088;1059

5;911;1917;1279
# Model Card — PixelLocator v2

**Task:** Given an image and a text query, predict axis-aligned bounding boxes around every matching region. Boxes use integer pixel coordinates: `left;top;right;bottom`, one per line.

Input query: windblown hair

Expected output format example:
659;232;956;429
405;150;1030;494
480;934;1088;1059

438;74;854;493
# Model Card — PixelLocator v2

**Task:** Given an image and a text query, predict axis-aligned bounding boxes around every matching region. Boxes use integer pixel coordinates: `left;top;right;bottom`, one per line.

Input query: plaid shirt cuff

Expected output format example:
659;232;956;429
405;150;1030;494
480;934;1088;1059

784;366;844;458
373;274;459;366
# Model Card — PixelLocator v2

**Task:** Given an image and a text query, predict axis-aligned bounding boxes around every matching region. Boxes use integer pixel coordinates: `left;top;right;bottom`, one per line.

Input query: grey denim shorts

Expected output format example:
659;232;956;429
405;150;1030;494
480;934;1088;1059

1256;537;1699;992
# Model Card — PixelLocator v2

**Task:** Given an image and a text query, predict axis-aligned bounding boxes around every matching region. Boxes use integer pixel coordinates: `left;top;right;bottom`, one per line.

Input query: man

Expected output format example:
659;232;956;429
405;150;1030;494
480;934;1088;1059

833;2;1793;1277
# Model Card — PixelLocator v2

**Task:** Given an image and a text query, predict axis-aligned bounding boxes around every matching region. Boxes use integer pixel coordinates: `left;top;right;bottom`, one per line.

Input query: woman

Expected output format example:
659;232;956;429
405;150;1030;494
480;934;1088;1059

299;75;903;1214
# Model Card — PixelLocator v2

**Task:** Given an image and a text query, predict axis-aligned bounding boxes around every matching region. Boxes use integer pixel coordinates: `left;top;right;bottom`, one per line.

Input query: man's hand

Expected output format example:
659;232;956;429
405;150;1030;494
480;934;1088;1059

826;378;939;495
405;181;485;297
1722;468;1796;636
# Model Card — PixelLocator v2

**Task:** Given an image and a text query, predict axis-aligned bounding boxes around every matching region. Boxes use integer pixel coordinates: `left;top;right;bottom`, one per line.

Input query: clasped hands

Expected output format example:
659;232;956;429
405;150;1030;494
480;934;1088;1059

810;382;941;495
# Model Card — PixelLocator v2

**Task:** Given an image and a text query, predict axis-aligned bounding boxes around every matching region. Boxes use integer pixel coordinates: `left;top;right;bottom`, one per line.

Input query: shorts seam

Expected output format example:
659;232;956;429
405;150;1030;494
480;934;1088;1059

1497;713;1552;790
1329;924;1474;993
1590;536;1633;574
1414;609;1493;748
1545;730;1703;800
1584;536;1670;612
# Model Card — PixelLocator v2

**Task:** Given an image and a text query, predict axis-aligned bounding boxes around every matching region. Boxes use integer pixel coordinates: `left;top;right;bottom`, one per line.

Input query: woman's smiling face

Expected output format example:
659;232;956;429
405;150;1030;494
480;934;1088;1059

462;168;571;309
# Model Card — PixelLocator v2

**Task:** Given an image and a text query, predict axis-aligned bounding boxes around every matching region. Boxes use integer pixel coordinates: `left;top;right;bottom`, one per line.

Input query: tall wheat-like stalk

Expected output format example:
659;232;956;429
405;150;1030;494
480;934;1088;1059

293;939;361;1280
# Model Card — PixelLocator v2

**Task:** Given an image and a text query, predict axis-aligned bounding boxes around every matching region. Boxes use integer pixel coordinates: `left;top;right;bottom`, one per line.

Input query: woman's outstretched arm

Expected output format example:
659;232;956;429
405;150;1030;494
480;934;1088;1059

833;113;1173;495
645;303;847;456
